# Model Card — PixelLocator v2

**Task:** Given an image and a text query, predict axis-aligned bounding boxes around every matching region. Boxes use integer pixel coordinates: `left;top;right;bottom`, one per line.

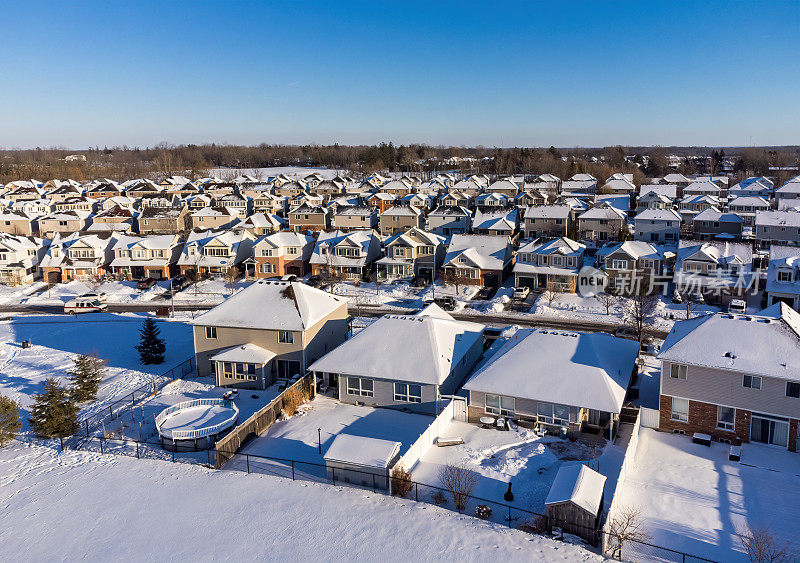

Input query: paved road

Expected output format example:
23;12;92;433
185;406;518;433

0;301;670;338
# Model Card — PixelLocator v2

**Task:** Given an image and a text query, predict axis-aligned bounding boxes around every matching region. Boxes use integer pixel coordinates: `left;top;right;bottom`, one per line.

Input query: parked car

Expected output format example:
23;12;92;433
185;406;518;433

728;299;746;314
513;286;530;300
136;278;157;290
433;296;456;311
281;274;298;282
64;298;108;315
78;292;106;301
614;326;639;340
305;275;322;288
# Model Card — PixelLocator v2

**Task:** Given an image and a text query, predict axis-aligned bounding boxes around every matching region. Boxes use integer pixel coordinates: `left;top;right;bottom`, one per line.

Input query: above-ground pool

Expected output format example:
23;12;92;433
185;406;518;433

155;398;239;452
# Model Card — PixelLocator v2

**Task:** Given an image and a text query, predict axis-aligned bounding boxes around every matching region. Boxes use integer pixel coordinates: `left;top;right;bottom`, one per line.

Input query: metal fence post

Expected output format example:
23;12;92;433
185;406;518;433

59;436;63;452
100;437;104;455
507;505;511;528
291;460;295;480
136;442;139;459
372;473;376;493
246;454;250;473
415;483;418;502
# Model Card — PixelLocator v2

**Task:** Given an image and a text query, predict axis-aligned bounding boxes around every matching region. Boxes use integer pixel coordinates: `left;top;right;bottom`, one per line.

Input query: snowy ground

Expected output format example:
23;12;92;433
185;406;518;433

331;280;480;311
614;429;800;561
171;278;250;306
0;313;195;428
24;279;170;305
0;441;601;562
241;395;433;472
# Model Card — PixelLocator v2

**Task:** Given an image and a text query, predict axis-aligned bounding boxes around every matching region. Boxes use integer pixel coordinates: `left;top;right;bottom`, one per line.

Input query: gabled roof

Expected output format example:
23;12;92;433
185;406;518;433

464;328;638;413
309;311;484;385
638;184;677;199
524;204;570;219
545;463;606;514
634;209;681;222
597;241;662;261
444;234;511;270
579;204;626;220
518;236;584;255
192;280;346;331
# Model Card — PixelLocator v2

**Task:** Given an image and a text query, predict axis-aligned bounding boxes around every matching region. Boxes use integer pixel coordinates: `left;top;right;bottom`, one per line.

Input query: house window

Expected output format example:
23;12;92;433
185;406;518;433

717;406;735;430
205;326;217;339
278;331;293;344
670;364;687;380
393;382;422;403
786;381;800;398
742;375;762;390
612;259;627;269
671;397;689;422
777;270;792;282
486;394;515;417
346;377;373;397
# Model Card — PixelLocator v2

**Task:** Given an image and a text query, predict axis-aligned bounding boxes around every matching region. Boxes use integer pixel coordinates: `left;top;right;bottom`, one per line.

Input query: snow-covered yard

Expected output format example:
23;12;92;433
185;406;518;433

0;313;195;427
240;395;433;470
24;279;170;305
614;428;800;561
0;441;601;561
171;278;250;305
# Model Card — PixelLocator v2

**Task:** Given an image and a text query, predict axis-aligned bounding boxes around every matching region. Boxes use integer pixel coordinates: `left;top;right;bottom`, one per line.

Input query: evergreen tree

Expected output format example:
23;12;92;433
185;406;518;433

135;317;166;365
0;394;22;447
67;354;105;402
29;378;79;439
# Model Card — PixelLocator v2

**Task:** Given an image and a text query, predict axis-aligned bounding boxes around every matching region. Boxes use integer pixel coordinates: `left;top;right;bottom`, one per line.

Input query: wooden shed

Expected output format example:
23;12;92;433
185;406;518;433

545;463;607;546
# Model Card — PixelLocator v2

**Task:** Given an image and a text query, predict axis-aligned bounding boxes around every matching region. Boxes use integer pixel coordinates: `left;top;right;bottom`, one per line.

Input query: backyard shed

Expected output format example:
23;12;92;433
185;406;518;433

323;434;401;491
545;463;607;545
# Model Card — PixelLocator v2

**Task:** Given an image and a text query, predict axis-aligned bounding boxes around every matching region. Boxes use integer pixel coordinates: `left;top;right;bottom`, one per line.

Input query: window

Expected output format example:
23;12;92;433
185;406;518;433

346;377;373;397
786;381;800;399
486;394;515;417
670;364;687;380
717;406;735;430
671;397;689;422
612;259;628;269
743;375;762;389
394;382;422;403
278;331;293;344
777;270;792;283
205;326;217;339
553;404;570;425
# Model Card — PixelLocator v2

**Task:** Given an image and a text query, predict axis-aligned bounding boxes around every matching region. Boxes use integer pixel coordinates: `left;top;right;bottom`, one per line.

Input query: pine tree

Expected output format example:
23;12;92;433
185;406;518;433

29;378;79;439
0;394;22;447
67;354;105;402
135;317;166;365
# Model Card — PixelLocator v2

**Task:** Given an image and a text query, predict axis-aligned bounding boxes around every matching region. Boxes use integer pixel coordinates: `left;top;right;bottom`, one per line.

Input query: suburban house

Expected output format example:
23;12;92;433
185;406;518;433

288;204;330;233
728;196;771;227
513;237;586;292
639;184;677;202
463;328;639;440
364;192;396;213
657;304;800;452
37;210;91;237
775;179;800;206
523;205;571;239
438;190;472;209
378;206;423;236
189;207;239;231
234;212;285;237
191;279;349;386
0;211;35;236
597;241;665;295
309;305;485;415
678;194;721;224
636;191;674;213
475;192;511;209
472;209;517;237
39;233;114;282
252;192;287;215
333;206;379;231
755;210;800;248
577;204;627;244
673;240;754;305
376;227;446;281
399;193;434;210
87;205;136;233
633;209;682;244
309;229;382;281
442;234;513;287
729;177;773;198
250;232;314;278
691;209;744;241
381;179;414;197
683;180;724;199
0;233;44;284
486;179;520;197
138;207;190;235
515;190;548;208
108;234;183;280
764;246;800;311
600;177;636;196
177;228;255;277
425;206;471;238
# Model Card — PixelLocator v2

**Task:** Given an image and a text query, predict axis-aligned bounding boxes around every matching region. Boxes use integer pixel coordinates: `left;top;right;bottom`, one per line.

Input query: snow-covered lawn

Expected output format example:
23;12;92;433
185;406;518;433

171;278;250;305
241;395;433;469
24;279;170;305
614;429;800;561
0;313;194;427
0;442;601;561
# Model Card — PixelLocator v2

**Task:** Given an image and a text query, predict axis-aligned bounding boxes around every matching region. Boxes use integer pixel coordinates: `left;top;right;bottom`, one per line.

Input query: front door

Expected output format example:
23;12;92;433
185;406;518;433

751;413;789;448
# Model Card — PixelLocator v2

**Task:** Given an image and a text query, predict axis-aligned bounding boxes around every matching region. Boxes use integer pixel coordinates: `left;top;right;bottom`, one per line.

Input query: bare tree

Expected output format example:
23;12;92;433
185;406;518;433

224;266;238;295
683;293;701;320
438;462;479;511
594;292;619;315
735;525;789;563
606;505;652;560
443;267;460;296
624;288;659;344
540;290;558;308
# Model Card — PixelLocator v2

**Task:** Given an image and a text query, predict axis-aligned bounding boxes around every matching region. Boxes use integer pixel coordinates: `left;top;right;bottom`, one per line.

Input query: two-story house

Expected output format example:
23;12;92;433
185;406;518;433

657;304;800;452
764;246;800;311
425;206;471;238
138;206;191;235
191;280;349;387
577;204;627;244
109;234;183;280
189;207;238;231
250;232;314;278
438;190;472;209
309;229;382;281
378;206;423;236
728;196;771;227
333;206;379;231
376;227;446;282
673;240;754;305
442;234;513;287
513;237;586;292
633;209;682;244
0;233;45;284
755;210;800;248
39;232;115;282
288;204;330;233
37;210;91;237
523;204;571;239
234;212;285;237
691;209;744;241
597;241;665;295
0;211;35;236
177;228;255;277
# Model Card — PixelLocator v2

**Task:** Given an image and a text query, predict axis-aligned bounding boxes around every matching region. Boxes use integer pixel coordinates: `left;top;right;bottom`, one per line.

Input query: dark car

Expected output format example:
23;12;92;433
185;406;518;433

136;278;157;290
433;296;456;311
306;275;323;288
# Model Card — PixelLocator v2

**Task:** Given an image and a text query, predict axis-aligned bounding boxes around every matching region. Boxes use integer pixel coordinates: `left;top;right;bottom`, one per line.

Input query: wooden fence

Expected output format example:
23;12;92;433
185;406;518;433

214;375;312;469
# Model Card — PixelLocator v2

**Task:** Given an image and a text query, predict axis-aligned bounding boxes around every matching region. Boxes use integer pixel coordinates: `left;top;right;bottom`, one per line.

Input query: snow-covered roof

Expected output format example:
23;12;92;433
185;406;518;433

684;180;721;193
765;246;800;296
662;173;690;183
524;204;570;220
192;280;347;331
545;463;607;514
638;184;677;199
755;209;800;228
693;209;743;223
570;173;596;182
579;204;626;220
517;237;584;256
309;312;484;385
323;434;401;469
472;210;516;232
634;209;682;222
728;196;770;208
211;343;276;365
658;306;800;380
443;234;511;270
464;329;638;413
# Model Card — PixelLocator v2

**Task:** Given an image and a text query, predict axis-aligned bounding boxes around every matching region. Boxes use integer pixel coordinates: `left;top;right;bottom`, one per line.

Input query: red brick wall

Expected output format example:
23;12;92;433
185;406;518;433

659;395;748;445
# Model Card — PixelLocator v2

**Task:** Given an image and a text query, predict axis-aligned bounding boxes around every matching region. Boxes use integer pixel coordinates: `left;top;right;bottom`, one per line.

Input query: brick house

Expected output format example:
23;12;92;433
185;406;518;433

109;234;183;280
657;304;800;452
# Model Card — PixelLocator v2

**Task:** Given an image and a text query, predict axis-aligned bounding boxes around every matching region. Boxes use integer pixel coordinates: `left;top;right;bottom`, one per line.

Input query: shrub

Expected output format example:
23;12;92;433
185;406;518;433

390;465;413;497
438;462;479;511
280;382;307;418
519;514;550;534
432;490;447;506
0;394;22;447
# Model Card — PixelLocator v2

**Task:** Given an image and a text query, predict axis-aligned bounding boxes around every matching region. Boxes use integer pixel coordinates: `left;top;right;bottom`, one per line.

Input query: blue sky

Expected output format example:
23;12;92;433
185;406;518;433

1;1;798;148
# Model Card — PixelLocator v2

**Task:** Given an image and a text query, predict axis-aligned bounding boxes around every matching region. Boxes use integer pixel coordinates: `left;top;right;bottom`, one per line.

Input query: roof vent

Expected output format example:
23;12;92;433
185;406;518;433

724;352;736;359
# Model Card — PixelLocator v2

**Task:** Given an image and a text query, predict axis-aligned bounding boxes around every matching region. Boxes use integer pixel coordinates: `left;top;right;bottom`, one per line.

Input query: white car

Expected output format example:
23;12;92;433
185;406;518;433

728;299;746;314
64;298;108;315
513;287;530;299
